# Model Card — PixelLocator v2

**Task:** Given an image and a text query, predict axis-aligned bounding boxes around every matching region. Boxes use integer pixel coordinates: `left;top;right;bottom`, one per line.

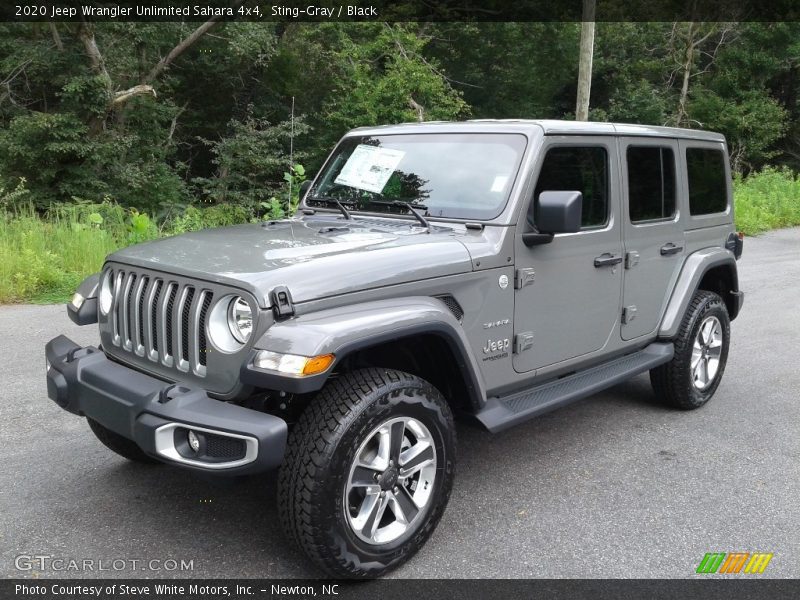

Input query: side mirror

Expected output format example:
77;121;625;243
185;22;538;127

522;190;583;247
299;180;312;200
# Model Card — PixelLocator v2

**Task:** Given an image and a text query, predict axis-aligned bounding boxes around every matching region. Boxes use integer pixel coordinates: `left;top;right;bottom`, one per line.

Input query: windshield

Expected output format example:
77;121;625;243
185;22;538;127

307;133;528;220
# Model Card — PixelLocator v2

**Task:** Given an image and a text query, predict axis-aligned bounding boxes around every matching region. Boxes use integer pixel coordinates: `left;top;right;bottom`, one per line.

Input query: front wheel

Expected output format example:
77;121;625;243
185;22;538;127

650;290;731;409
278;368;456;578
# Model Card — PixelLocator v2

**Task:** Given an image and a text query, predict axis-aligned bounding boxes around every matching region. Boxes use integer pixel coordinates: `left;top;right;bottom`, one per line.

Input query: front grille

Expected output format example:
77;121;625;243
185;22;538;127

107;268;213;377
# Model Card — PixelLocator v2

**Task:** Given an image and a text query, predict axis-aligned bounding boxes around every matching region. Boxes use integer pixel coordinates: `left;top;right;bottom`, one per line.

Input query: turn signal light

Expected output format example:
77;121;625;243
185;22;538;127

302;354;335;375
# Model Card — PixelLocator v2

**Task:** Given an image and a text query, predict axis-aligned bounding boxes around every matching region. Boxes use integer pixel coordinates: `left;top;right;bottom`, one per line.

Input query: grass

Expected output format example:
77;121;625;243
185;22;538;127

0;204;130;303
1;168;798;304
734;167;800;235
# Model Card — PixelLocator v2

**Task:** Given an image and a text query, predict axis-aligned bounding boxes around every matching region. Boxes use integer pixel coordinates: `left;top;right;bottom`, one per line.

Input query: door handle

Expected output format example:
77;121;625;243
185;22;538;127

660;243;684;256
594;253;623;268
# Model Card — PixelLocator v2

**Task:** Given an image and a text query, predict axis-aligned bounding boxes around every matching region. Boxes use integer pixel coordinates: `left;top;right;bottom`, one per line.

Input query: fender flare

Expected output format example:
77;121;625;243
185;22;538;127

659;248;739;339
241;297;487;409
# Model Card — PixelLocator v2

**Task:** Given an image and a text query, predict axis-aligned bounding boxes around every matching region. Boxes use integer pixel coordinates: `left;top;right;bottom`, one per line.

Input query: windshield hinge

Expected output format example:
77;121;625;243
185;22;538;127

270;286;295;320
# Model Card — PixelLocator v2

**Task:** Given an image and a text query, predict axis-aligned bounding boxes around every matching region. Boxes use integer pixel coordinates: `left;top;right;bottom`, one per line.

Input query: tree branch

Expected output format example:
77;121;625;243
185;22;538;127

143;1;244;84
408;96;425;122
49;23;64;51
111;84;157;106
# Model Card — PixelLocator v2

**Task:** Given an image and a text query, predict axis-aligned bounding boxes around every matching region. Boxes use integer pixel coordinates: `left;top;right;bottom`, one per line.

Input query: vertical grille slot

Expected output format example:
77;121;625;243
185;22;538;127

149;280;163;356
122;272;137;349
165;284;178;359
180;287;196;365
134;276;149;355
198;292;213;368
111;270;124;342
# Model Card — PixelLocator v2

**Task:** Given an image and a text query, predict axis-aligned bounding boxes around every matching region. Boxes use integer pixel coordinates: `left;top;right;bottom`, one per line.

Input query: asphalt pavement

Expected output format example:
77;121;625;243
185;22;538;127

1;228;798;579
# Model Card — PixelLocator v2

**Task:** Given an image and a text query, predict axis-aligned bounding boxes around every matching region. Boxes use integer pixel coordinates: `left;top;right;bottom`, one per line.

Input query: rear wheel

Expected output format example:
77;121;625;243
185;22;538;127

87;417;160;464
650;290;730;409
278;368;456;578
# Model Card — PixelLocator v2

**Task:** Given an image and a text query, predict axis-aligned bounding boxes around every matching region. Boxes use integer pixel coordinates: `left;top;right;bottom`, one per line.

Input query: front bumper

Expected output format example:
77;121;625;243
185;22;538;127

45;335;287;475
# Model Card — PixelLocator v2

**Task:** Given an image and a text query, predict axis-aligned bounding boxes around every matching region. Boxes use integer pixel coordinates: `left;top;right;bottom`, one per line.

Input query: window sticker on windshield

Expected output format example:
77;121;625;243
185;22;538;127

334;144;406;194
490;174;509;193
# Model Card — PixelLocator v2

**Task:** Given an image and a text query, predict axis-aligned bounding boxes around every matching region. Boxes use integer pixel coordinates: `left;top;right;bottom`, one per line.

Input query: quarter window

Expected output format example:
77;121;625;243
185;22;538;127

687;148;728;215
627;146;676;222
533;146;609;228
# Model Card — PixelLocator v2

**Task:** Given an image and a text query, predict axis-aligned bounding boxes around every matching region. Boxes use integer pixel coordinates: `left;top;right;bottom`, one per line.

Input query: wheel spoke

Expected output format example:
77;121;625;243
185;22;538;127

691;347;703;370
707;356;720;379
370;427;391;472
707;345;722;358
350;466;378;487
389;420;405;463
390;486;419;524
705;320;716;345
400;442;434;477
360;493;388;541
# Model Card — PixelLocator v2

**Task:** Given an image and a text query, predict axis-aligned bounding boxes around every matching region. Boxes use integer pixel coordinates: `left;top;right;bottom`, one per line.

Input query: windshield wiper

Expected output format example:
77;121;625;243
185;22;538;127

308;196;352;220
368;200;431;232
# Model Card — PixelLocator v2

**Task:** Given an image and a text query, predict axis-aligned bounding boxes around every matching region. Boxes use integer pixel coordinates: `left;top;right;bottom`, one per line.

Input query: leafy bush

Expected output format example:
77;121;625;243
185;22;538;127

734;168;800;235
0;203;120;303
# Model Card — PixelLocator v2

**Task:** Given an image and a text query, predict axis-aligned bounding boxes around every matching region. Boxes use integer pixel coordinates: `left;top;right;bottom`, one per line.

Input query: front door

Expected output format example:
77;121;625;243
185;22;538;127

619;137;685;340
513;138;623;374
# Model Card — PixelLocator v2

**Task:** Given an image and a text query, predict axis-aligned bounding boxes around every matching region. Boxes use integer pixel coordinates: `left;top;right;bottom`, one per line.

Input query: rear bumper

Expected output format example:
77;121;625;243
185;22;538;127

45;335;287;475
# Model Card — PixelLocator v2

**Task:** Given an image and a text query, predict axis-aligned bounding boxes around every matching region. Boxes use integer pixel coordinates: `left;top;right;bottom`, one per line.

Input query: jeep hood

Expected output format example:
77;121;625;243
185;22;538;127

107;217;473;307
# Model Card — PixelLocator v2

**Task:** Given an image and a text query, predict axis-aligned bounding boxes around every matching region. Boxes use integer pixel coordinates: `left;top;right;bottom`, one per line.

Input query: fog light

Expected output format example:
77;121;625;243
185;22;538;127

253;350;335;376
71;292;85;309
187;430;200;453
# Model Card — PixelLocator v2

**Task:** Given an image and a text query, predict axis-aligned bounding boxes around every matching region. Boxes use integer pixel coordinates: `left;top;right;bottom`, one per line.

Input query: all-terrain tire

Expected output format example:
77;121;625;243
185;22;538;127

278;368;456;578
650;290;730;409
87;417;161;464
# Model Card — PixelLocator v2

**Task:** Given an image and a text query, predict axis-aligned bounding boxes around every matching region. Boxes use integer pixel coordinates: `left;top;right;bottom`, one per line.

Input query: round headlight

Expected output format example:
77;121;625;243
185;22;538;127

99;270;114;315
227;296;253;343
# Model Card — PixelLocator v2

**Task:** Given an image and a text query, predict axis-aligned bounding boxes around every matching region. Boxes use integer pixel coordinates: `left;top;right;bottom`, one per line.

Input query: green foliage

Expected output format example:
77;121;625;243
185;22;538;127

0;203;121;303
690;90;787;172
193;113;309;210
734;168;800;235
170;203;254;234
321;23;469;130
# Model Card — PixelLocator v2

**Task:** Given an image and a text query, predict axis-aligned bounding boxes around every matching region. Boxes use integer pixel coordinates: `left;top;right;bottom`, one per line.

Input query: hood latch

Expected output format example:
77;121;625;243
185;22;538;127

270;285;295;319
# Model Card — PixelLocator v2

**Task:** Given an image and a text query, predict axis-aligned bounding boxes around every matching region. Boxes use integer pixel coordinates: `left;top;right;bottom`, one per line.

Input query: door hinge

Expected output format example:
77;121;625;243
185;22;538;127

514;268;536;290
270;285;295;319
622;305;637;324
625;251;640;269
514;332;534;354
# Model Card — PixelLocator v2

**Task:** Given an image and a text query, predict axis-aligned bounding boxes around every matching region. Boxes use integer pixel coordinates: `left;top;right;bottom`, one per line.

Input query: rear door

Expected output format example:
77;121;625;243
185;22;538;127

620;137;685;340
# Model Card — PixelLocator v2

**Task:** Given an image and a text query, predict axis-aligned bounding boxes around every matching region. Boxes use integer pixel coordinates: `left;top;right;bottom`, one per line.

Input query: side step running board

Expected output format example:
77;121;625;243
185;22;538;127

476;343;674;433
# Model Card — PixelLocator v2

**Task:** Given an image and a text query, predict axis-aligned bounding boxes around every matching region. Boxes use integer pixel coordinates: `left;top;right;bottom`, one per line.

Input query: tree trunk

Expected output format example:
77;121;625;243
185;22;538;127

676;22;695;128
575;0;596;121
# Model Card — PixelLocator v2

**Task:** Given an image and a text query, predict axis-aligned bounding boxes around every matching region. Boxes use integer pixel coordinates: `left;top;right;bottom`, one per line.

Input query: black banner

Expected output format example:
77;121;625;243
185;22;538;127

2;0;800;23
5;579;800;600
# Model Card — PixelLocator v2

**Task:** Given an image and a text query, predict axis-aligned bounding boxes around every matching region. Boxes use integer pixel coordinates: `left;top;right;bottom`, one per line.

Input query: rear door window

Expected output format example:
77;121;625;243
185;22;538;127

627;146;676;222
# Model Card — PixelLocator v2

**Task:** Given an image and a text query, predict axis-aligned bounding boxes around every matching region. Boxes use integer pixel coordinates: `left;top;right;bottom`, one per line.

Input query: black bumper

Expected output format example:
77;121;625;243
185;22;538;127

45;335;287;475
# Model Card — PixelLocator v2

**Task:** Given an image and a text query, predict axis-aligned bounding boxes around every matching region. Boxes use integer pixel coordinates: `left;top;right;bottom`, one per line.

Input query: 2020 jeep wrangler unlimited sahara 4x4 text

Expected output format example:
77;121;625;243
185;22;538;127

46;120;743;578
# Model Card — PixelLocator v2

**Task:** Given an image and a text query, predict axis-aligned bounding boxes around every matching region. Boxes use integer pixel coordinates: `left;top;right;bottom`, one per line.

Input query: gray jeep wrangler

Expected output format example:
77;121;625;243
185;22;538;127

46;120;744;578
